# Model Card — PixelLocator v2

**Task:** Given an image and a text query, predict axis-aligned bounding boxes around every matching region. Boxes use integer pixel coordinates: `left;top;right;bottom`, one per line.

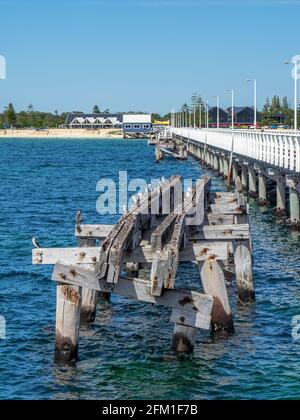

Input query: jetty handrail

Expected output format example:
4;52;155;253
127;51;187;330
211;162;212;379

171;127;300;173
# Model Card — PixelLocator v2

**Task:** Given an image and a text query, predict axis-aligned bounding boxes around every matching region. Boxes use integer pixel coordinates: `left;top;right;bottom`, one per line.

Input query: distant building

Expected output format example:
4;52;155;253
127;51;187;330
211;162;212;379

65;113;122;129
208;107;228;126
123;114;152;137
227;107;255;126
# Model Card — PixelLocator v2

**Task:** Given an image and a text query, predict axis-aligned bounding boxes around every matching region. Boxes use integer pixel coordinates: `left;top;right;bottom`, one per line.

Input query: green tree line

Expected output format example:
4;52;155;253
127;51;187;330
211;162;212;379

0;104;67;129
0;103;169;128
175;94;300;127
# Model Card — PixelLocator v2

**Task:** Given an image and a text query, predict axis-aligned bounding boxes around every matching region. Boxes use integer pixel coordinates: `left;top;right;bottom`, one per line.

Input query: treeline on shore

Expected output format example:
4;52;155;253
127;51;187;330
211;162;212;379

0;97;298;129
178;94;299;127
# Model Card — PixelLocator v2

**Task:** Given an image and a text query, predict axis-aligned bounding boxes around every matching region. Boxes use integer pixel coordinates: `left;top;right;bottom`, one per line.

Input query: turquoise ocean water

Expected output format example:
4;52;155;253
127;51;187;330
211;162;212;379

1;138;300;400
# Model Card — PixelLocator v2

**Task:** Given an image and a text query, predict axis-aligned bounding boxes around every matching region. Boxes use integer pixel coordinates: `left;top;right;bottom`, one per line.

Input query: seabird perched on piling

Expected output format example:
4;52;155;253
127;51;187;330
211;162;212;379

32;237;41;249
76;210;82;225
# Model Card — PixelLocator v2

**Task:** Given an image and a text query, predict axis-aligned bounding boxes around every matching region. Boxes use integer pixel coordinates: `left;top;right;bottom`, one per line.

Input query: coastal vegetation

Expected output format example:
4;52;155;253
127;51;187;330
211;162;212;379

0;97;299;129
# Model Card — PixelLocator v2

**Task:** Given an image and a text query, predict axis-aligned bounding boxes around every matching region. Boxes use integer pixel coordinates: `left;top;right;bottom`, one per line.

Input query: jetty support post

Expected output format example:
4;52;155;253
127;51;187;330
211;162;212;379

248;165;257;198
241;164;248;192
233;240;255;303
275;175;286;217
219;155;224;176
232;161;240;184
289;187;300;228
213;153;219;172
197;256;234;334
55;283;82;363
257;170;268;206
172;324;198;353
223;156;229;179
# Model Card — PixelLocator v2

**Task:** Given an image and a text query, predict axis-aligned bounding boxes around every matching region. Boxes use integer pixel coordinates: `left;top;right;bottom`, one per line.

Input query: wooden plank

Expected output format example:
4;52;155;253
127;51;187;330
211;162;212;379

150;176;211;296
106;214;138;284
170;308;210;329
210;204;247;215
75;224;113;238
207;213;235;225
33;241;229;266
95;175;182;283
150;214;186;296
52;263;213;330
32;247;100;265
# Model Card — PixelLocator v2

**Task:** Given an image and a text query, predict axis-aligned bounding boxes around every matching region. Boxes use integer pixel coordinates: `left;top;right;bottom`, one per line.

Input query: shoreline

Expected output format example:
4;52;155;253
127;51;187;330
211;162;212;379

0;128;124;139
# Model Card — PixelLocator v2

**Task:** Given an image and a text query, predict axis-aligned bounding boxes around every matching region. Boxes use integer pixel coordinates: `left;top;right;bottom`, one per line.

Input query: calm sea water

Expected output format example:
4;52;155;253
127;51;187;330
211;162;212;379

1;138;300;400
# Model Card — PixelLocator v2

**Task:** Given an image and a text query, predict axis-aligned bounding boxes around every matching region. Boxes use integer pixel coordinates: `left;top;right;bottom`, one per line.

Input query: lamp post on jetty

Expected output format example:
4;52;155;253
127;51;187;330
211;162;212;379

246;79;257;128
205;101;209;128
226;89;234;130
212;95;220;129
285;56;300;131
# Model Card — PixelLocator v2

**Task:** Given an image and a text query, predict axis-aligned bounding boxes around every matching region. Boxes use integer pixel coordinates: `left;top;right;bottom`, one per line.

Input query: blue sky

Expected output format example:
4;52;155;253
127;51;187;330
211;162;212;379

0;0;299;114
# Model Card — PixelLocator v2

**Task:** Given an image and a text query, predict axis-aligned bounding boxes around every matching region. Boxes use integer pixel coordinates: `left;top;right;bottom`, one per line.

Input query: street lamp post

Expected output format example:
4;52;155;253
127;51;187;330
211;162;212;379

205;101;209;128
199;103;202;128
247;79;257;128
285;56;300;131
212;95;220;128
227;89;234;130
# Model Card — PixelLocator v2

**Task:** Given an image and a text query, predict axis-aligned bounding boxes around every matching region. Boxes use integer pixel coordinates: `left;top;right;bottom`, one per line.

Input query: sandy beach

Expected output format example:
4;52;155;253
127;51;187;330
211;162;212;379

0;128;124;139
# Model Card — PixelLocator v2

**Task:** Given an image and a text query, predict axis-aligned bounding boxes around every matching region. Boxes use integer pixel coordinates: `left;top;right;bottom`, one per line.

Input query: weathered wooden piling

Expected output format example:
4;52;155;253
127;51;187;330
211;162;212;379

198;259;234;333
172;324;198;353
233;241;255;303
257;171;268;205
78;237;99;323
248;166;257;198
55;283;82;363
241;164;248;192
275;175;286;217
288;187;300;228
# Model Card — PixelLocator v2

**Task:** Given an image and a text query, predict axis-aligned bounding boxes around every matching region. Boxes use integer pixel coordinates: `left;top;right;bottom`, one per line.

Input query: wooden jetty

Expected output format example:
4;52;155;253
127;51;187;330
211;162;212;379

170;127;300;230
32;174;254;362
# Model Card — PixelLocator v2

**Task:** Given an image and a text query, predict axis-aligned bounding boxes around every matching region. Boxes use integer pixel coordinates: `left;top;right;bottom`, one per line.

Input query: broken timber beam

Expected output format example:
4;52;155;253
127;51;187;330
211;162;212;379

32;241;229;266
52;263;214;331
94;176;182;284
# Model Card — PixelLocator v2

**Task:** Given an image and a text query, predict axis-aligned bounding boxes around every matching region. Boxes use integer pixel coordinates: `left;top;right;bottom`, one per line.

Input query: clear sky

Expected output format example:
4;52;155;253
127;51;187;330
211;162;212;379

0;0;299;114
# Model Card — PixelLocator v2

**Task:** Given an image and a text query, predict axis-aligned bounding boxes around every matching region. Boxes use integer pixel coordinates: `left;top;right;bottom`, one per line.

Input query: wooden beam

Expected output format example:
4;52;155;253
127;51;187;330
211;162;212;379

210;204;247;215
191;224;250;241
94;176;182;283
207;213;235;225
75;224;113;239
150;176;211;296
52;263;214;330
33;241;230;266
150;214;186;296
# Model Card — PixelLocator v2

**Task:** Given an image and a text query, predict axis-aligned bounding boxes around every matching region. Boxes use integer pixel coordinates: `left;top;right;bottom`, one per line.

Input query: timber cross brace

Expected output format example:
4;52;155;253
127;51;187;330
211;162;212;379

32;175;255;362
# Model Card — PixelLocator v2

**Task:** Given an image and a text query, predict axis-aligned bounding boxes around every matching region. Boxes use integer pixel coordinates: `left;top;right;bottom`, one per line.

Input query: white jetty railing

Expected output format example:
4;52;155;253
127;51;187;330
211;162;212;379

171;128;300;174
